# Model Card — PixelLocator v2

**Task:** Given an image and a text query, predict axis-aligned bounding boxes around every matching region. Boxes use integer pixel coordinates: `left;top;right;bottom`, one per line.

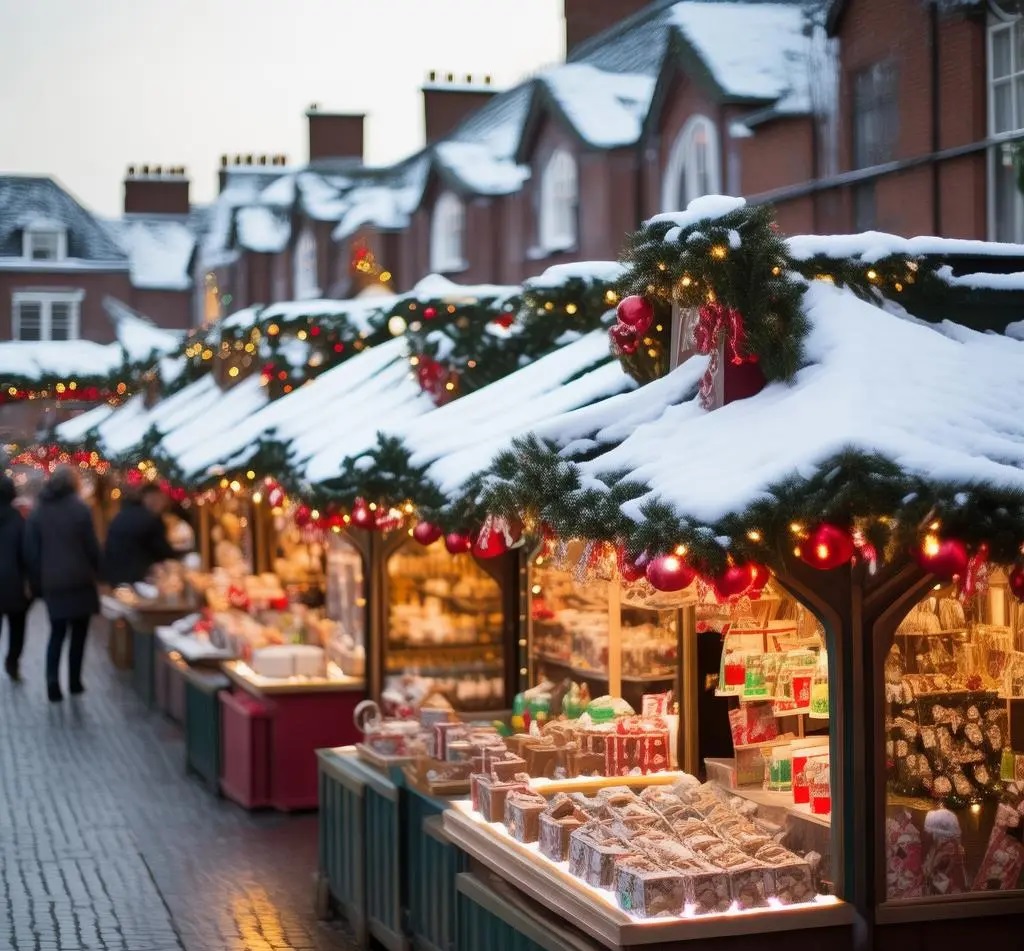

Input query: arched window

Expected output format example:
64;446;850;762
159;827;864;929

293;226;320;300
539;148;578;252
662;115;721;212
430;191;466;273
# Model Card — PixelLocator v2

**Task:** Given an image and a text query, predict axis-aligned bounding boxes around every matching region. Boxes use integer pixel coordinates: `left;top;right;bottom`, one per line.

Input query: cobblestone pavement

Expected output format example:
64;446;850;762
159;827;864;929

0;606;357;951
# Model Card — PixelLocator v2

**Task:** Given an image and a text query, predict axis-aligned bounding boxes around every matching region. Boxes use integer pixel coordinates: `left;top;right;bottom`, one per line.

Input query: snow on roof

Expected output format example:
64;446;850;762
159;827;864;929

332;186;412;242
259;293;397;335
433;141;529;195
158;374;268;466
524;260;627;289
786;232;1024;263
668;2;812;105
107;216;196;290
54;401;116;444
297;172;350;220
186;337;411;479
236;205;290;253
0;340;123;381
0;175;127;262
104;298;183;363
539;64;656;148
403;332;633;494
574;281;1024;528
219;305;264;332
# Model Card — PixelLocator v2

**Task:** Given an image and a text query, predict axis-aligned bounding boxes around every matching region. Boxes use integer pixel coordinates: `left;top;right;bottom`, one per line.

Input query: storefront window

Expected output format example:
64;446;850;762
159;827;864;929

883;569;1024;899
385;538;506;712
323;533;366;678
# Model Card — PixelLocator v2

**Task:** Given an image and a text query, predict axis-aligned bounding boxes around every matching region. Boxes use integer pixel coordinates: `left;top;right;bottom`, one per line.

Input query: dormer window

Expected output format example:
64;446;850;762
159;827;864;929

430;191;466;273
23;225;67;262
293;226;320;300
539;148;578;252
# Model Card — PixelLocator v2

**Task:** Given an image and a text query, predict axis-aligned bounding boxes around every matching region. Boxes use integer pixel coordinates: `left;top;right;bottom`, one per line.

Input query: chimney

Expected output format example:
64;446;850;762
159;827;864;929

217;153;288;192
306;105;365;163
564;0;652;57
123;165;190;215
422;72;499;145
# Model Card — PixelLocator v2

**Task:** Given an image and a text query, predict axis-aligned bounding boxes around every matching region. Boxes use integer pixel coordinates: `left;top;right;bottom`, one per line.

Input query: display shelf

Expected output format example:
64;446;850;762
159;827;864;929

389;640;503;653
442;804;852;947
532;654;675;685
225;660;365;696
727;786;832;829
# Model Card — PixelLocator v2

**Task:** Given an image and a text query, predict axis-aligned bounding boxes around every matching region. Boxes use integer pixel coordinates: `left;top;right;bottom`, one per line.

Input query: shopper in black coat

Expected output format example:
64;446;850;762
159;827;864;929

0;474;29;681
25;466;101;702
102;484;177;586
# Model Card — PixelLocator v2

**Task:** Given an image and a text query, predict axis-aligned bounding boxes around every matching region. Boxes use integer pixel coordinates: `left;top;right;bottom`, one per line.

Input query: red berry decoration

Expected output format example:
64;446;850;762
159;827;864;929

610;323;639;355
795;523;855;571
645;553;696;592
616;295;654;334
1009;564;1024;602
472;528;507;560
916;535;969;580
350;499;375;530
444;532;473;555
412;521;443;546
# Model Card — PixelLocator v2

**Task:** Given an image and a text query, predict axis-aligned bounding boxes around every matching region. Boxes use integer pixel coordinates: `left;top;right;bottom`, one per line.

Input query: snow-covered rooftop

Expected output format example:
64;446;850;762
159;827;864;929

105;298;183;364
107;216;196;290
0;340;123;382
540;65;656;148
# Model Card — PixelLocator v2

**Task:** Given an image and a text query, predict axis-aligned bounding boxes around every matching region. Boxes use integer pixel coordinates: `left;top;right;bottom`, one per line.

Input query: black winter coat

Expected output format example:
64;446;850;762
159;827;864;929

102;501;176;586
25;484;101;619
0;504;29;614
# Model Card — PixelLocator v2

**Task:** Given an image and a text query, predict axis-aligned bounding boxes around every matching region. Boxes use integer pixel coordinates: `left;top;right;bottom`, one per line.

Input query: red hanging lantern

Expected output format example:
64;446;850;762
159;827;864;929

645;553;696;592
1008;564;1024;602
712;561;768;601
616;295;654;334
609;323;638;355
795;523;855;571
915;535;969;580
444;532;473;555
350;499;375;530
412;521;442;546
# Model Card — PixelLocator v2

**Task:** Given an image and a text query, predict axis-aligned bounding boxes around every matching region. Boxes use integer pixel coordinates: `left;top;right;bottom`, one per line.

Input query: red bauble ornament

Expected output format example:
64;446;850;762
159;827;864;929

645;553;696;592
423;306;438;320
267;485;285;508
616;295;654;333
796;523;855;571
916;536;969;580
1009;564;1024;602
350;499;375;530
444;532;473;555
472;529;507;560
618;547;648;583
294;505;312;528
413;521;442;546
712;562;768;600
610;323;638;355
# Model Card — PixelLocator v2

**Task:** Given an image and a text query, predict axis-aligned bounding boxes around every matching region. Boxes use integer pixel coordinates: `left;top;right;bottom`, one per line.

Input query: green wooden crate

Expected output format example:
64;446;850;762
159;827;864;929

184;668;228;793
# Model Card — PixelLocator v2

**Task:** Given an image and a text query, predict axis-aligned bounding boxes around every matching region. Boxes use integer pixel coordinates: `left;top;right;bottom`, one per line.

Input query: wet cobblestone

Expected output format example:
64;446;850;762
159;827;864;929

0;606;356;951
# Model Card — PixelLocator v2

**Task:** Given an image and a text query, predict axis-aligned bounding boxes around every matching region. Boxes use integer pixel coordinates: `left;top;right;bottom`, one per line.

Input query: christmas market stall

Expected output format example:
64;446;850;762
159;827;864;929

414;197;1024;951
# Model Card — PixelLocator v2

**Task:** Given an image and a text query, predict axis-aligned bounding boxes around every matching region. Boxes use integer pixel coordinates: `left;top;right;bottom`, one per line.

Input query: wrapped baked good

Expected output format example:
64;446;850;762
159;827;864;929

678;861;732;915
476;776;528;824
568;824;633;889
923;808;966;895
755;846;815;904
504;790;548;843
539;800;588;862
727;864;773;910
885;809;924;899
614;858;686;918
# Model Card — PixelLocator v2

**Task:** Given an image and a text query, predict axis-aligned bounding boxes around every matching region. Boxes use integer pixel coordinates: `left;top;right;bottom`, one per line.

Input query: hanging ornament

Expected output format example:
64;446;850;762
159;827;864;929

423;306;438;320
413;521;442;546
617;545;647;583
915;535;969;581
294;505;312;528
473;528;507;559
267;484;286;509
645;553;696;592
1008;563;1024;602
615;295;654;334
795;523;855;571
350;499;375;530
961;543;990;603
609;323;639;355
712;562;768;601
444;531;473;555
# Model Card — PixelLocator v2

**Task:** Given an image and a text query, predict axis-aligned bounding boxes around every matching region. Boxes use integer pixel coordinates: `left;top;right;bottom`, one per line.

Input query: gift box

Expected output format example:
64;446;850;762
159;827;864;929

728;703;778;748
504;791;548;843
539;799;588;862
434;722;464;760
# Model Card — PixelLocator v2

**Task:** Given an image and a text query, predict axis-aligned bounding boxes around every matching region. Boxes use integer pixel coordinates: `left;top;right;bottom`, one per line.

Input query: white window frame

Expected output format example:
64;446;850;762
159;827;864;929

662;115;721;213
539;148;578;252
22;226;67;262
293;225;320;300
987;13;1024;241
11;290;83;341
429;191;467;273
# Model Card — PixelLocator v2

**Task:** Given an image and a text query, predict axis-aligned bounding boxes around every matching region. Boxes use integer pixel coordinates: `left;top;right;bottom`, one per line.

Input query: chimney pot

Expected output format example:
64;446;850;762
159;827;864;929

446;72;454;83
153;165;162;176
245;154;254;165
485;75;492;85
220;154;229;167
127;165;136;177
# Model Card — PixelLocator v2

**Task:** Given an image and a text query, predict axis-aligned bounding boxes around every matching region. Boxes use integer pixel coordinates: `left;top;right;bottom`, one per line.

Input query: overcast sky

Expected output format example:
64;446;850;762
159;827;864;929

0;0;565;215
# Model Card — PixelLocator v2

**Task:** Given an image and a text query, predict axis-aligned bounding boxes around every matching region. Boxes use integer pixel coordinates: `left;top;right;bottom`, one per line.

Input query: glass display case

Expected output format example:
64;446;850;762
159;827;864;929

383;537;512;713
883;568;1024;899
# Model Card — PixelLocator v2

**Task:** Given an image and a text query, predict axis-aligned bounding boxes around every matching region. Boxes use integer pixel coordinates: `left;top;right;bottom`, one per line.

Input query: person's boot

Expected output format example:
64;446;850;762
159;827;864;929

4;657;19;682
47;683;63;703
69;682;85;696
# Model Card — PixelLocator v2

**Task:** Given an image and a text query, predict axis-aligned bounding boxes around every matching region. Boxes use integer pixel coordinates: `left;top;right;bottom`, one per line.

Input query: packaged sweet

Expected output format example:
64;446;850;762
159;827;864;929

614;858;686;918
885;809;925;899
476;776;528;824
504;790;548;843
539;798;589;862
755;847;815;904
728;864;773;910
679;861;732;916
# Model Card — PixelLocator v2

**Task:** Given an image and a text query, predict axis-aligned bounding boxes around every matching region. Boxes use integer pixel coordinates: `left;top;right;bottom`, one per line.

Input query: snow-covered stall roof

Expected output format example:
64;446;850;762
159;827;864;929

257;293;397;336
53;401;117;445
104;298;183;363
106;216;196;290
0;340;123;382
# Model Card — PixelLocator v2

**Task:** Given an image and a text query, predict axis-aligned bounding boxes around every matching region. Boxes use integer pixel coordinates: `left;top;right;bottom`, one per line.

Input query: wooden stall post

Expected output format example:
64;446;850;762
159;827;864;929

680;604;699;776
606;580;622;702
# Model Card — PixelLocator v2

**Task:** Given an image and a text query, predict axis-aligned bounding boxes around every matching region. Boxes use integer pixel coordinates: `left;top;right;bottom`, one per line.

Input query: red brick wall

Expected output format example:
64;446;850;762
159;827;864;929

307;113;364;162
564;0;652;56
423;87;498;143
738;117;817;196
123;177;190;215
129;288;192;331
0;270;132;343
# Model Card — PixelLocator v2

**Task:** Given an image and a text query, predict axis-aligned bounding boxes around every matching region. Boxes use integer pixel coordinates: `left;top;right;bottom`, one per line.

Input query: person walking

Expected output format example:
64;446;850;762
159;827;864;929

0;474;29;681
102;483;177;586
25;466;101;702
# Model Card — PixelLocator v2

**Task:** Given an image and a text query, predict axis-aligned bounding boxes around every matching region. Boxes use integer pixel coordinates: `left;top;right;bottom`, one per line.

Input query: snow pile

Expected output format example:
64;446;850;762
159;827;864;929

524;260;626;289
434;141;529;195
111;218;196;290
540;65;655;148
646;195;746;231
258;295;397;336
572;280;1024;526
786;232;1024;263
105;298;182;363
0;340;123;381
236;206;291;253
